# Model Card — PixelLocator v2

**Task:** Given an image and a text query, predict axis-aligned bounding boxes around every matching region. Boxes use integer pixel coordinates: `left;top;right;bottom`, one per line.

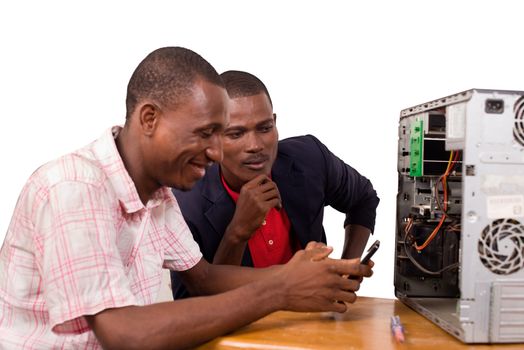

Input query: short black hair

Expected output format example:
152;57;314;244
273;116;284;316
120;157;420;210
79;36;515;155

220;70;273;107
126;47;223;119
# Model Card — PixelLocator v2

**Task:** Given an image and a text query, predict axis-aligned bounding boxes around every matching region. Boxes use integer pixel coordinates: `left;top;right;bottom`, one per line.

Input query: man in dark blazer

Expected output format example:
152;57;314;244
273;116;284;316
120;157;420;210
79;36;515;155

171;70;379;299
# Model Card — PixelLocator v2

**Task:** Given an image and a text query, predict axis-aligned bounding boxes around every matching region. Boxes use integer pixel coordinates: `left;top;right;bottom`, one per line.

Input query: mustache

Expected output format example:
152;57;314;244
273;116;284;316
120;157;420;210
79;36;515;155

242;154;269;164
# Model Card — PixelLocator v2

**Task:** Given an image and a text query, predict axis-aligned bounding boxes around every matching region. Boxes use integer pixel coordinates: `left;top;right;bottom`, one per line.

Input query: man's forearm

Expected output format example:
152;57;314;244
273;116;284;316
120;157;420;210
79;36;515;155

88;246;373;350
341;224;371;259
87;278;282;350
181;258;280;296
196;243;332;296
212;225;250;265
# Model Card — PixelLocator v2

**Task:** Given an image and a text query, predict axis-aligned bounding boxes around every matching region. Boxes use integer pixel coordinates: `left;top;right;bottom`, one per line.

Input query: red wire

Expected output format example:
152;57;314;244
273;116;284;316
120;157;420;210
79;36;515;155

414;151;459;251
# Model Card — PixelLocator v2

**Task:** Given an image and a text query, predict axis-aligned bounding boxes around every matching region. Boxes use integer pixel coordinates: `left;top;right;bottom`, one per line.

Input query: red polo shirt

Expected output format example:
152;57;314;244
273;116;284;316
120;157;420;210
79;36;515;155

221;175;294;267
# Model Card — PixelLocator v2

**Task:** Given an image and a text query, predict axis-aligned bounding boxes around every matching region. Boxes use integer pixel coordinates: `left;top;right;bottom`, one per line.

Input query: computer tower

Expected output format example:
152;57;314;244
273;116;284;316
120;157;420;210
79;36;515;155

394;89;524;343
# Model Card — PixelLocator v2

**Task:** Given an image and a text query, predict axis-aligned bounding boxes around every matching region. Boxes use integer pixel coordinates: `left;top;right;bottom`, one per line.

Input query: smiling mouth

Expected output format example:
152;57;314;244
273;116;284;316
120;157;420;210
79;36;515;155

189;161;211;178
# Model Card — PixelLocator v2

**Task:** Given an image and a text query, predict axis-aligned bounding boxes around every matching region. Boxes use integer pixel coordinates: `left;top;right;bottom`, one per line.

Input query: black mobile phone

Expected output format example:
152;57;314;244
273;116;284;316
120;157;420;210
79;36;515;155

360;239;380;265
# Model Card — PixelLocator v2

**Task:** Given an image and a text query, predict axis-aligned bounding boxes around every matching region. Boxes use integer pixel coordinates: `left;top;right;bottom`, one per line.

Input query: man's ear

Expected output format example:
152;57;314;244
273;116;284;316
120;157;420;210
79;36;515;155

137;102;160;136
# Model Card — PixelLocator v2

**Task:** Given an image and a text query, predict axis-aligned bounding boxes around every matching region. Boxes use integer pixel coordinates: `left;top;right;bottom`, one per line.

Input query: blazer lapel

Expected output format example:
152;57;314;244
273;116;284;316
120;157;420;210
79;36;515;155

201;164;254;266
201;165;236;237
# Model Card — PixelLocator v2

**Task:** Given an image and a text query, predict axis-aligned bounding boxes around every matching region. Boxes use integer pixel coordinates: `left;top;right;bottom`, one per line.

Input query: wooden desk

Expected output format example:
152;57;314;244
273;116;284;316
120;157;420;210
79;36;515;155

196;297;522;349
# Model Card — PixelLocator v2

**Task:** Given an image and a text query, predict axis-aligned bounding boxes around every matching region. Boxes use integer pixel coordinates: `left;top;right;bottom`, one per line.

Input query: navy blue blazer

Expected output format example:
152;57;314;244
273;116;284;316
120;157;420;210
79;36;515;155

170;135;379;299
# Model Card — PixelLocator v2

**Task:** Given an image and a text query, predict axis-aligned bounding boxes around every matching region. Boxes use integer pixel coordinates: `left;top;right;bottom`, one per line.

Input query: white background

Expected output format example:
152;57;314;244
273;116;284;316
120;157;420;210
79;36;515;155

1;0;523;299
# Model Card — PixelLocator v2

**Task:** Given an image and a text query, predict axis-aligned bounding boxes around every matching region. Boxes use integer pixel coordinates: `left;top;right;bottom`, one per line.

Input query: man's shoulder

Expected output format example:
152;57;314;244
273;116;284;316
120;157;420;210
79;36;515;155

279;134;320;146
29;128;122;190
277;134;327;159
30;152;106;190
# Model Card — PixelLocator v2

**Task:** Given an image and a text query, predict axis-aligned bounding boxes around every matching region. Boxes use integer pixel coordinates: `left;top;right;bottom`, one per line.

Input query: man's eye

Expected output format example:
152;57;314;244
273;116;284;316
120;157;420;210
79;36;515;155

225;131;243;139
259;125;273;133
200;130;213;139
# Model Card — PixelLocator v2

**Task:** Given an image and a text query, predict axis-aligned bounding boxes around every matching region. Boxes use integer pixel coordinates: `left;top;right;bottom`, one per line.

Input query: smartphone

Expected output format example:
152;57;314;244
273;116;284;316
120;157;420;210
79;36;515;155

360;239;380;265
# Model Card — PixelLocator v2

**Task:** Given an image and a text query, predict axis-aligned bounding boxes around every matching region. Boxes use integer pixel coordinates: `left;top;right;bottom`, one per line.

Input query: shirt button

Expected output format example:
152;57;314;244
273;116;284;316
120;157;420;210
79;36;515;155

268;239;274;245
262;220;267;226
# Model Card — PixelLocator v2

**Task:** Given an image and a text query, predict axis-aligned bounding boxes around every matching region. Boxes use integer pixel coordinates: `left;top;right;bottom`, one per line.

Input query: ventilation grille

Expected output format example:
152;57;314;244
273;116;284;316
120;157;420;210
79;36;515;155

478;218;524;275
514;96;524;146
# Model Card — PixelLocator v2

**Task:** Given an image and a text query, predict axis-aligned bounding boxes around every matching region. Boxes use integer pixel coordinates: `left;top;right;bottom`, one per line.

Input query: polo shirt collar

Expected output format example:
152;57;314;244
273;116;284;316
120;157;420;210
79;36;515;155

220;172;240;203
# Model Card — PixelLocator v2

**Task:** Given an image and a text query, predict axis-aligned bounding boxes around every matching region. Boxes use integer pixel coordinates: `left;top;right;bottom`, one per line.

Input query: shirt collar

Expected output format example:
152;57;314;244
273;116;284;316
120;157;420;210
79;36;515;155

89;126;171;214
220;172;240;203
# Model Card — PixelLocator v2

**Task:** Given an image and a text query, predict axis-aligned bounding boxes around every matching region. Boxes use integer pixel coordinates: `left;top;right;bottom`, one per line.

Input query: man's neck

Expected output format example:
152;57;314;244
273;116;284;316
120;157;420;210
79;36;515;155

116;127;159;205
219;169;245;193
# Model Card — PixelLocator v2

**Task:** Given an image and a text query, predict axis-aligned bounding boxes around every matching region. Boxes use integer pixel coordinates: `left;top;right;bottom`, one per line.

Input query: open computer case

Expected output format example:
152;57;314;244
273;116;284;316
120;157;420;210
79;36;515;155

394;89;524;343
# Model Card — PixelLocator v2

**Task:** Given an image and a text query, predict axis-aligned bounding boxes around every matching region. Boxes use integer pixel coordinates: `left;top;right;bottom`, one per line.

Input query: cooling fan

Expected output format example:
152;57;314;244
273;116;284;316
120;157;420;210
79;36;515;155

514;96;524;146
478;218;524;275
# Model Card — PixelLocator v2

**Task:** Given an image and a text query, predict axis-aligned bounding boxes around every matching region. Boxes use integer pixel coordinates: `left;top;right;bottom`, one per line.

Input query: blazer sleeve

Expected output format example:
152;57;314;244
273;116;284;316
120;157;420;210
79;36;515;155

308;135;380;231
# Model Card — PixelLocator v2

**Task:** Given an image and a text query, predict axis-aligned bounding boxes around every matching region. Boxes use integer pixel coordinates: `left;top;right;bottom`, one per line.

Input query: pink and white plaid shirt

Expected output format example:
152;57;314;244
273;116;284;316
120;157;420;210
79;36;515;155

0;126;202;349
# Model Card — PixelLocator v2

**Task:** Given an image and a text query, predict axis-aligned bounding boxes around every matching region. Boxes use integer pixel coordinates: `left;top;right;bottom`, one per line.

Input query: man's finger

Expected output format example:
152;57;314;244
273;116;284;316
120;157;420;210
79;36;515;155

243;174;271;189
338;277;361;292
327;258;373;277
267;198;282;210
303;245;333;261
256;174;272;186
328;300;348;313
347;275;364;283
260;187;280;202
264;189;282;210
305;241;327;250
333;290;358;305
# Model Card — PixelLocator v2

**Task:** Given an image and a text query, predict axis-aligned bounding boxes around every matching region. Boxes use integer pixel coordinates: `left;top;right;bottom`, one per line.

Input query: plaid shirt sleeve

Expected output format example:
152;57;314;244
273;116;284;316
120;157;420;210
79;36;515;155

32;179;138;334
162;195;203;271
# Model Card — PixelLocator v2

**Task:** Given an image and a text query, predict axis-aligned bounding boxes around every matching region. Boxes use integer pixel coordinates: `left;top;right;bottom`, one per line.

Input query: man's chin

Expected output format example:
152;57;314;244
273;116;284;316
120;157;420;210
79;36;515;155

246;168;271;178
171;181;196;192
171;174;206;191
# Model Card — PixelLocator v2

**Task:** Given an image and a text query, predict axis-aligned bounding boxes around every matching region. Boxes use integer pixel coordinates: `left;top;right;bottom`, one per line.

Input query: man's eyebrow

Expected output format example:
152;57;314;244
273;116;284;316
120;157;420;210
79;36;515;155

224;117;274;132
196;123;224;132
256;118;274;126
224;125;247;132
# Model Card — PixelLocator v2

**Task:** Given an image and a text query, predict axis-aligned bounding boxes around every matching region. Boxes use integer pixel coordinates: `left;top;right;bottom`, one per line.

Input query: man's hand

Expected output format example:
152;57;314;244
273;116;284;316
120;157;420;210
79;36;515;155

304;241;333;261
226;174;282;242
274;246;373;313
348;259;375;282
213;175;282;264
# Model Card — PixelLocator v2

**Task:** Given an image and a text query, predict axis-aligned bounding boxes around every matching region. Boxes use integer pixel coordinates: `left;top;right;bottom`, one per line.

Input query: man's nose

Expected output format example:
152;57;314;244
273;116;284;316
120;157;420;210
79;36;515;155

245;131;263;152
205;134;223;163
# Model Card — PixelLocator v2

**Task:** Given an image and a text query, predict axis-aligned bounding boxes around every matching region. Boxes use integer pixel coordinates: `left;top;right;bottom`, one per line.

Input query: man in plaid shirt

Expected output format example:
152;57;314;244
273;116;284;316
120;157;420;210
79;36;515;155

0;47;373;349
